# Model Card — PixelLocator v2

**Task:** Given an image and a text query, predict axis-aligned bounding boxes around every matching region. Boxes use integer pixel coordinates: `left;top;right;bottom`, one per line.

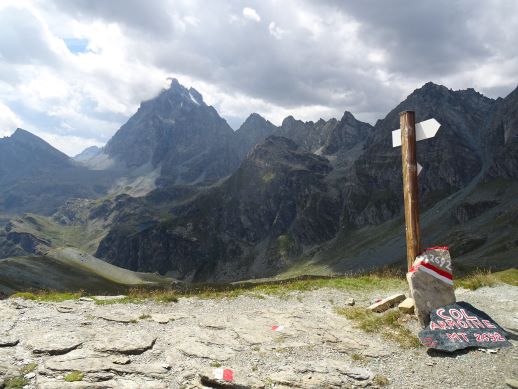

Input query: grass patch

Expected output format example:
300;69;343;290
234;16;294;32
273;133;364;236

11;267;515;304
373;374;390;386
64;371;84;382
12;291;82;302
93;289;180;305
351;353;366;362
20;363;37;375
185;274;405;300
337;306;421;349
210;361;221;368
9;274;404;302
139;314;151;320
4;376;29;389
456;268;518;290
262;172;276;183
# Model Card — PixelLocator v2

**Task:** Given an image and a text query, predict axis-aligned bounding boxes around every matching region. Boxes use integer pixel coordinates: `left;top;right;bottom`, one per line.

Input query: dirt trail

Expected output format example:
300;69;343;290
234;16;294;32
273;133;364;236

0;285;516;388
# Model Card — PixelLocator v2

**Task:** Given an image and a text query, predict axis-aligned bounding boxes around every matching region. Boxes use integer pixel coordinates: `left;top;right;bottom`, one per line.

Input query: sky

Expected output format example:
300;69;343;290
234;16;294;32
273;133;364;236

0;0;517;156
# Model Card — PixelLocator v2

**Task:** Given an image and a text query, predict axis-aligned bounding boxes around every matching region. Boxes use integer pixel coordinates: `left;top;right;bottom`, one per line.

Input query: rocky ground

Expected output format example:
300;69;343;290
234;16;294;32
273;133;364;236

0;285;516;389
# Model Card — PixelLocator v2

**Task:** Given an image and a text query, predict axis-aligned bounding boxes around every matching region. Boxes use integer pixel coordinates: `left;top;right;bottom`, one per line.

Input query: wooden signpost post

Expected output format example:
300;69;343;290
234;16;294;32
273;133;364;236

392;113;441;270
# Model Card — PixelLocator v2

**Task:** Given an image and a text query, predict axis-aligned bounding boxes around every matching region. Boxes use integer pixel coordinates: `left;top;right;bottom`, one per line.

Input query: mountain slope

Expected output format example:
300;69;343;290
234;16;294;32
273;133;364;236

0;129;114;215
96;136;341;281
0;247;172;295
1;82;517;283
100;79;241;185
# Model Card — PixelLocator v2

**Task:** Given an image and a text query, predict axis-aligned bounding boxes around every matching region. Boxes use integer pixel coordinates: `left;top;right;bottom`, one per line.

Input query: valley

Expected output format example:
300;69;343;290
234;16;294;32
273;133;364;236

1;79;517;290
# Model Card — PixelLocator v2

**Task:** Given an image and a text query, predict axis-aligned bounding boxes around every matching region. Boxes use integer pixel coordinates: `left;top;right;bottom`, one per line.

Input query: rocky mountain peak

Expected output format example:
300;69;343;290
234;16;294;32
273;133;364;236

104;78;239;183
235;113;278;158
339;111;361;125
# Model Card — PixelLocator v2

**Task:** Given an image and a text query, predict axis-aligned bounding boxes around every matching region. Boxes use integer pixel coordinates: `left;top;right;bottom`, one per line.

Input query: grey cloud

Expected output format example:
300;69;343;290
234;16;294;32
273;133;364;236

3;0;518;153
0;7;61;65
319;0;514;77
52;0;177;37
50;0;518;125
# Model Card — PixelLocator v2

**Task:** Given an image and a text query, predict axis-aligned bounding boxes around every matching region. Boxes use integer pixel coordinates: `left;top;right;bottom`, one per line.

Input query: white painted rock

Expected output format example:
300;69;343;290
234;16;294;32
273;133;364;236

407;247;456;327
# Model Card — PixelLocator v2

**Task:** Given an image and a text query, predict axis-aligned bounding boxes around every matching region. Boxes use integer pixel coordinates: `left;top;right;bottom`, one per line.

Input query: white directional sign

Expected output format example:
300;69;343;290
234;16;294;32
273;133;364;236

392;118;441;148
417;162;423;176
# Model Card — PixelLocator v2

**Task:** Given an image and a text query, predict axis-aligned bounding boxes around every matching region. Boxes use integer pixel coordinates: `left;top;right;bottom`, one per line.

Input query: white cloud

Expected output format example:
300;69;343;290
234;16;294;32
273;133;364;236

0;101;22;137
242;7;261;22
268;22;287;40
0;0;517;156
31;129;104;156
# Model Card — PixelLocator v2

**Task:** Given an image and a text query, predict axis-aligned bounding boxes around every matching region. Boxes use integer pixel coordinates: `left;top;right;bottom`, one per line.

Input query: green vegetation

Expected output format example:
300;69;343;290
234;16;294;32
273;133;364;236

210;361;221;368
350;353;366;362
20;363;37;375
12;291;82;302
262;172;276;183
64;371;84;382
9;268;516;303
4;376;29;389
456;268;518;290
337;306;421;349
93;289;179;305
373;374;390;386
10;213;106;254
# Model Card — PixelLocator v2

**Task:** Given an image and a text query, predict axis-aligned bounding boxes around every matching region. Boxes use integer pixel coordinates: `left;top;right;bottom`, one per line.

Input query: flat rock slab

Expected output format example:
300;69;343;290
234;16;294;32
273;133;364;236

56;305;76;313
39;377;169;389
95;312;140;323
150;313;182;324
368;293;406;313
269;360;373;388
93;331;156;355
44;352;169;378
92;295;127;301
27;333;83;355
0;336;19;347
177;338;235;361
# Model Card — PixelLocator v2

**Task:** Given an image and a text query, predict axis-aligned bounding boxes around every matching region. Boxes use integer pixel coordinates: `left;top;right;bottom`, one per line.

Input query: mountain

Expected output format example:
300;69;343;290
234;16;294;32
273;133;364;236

0;129;114;215
0;247;172;295
1;81;517;284
95;136;341;281
235;113;277;158
97;79;241;185
74;145;102;162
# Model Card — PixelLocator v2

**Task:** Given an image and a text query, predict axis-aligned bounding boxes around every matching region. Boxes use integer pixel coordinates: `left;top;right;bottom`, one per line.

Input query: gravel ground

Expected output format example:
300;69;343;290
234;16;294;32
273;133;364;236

0;285;516;388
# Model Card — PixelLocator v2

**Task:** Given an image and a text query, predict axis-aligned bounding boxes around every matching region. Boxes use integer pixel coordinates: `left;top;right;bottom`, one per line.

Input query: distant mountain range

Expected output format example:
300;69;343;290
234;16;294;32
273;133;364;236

1;79;517;284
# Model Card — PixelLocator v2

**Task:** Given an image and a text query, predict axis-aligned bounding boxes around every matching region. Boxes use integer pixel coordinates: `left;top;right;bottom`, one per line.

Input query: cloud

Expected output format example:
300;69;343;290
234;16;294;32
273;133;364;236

268;22;287;40
0;0;517;156
242;7;261;22
0;101;22;137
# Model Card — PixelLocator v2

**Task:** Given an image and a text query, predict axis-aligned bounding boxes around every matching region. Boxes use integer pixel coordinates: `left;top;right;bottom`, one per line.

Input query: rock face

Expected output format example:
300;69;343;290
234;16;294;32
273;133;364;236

103;79;241;185
407;248;456;326
235;113;278;159
0;129;113;215
97;136;341;280
2;81;518;282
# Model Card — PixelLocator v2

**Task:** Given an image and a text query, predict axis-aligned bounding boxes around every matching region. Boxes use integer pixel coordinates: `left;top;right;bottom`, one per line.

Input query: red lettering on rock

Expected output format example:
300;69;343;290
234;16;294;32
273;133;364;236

449;309;463;320
437;308;449;320
481;320;496;329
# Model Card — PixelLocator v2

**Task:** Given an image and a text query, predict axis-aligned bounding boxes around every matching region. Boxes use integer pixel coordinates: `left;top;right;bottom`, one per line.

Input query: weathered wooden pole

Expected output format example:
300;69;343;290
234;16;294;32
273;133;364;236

400;111;421;271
